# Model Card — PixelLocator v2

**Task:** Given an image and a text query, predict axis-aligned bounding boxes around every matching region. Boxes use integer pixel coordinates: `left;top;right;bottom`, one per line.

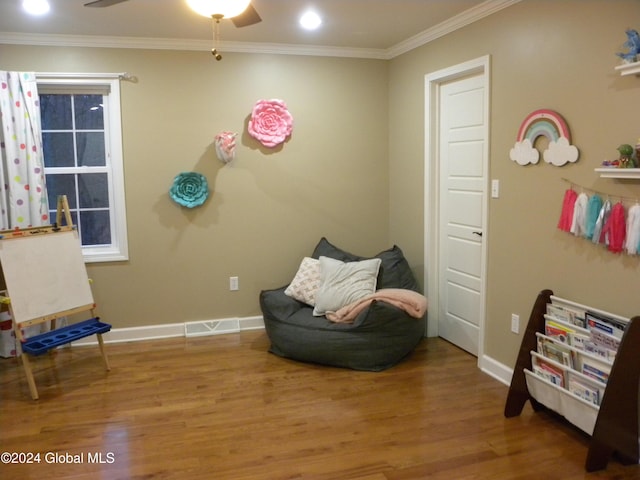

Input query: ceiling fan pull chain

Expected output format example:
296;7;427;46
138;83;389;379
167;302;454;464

211;17;222;61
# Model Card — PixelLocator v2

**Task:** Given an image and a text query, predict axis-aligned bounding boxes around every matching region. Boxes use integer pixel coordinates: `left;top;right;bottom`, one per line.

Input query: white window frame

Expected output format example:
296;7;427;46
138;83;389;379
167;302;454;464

37;73;128;263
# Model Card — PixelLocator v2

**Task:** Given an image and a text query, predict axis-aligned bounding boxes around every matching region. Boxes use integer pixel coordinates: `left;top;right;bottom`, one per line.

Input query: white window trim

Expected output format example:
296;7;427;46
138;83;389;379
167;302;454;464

37;73;129;263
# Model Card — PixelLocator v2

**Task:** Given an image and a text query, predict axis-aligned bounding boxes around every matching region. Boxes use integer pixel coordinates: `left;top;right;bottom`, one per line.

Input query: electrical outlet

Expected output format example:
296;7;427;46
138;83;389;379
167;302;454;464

511;313;519;334
229;276;239;291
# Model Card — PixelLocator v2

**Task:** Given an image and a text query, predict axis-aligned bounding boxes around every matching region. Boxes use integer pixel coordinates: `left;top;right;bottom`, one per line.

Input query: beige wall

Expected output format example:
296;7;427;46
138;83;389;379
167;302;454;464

0;45;390;327
389;0;640;366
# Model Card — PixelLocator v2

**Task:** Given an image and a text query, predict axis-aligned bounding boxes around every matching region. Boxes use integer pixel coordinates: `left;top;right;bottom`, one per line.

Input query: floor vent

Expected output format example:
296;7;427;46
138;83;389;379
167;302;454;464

184;319;240;338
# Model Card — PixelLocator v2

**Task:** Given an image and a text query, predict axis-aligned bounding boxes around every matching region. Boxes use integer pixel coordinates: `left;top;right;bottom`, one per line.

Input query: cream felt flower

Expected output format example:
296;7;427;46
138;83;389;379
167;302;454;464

214;130;238;164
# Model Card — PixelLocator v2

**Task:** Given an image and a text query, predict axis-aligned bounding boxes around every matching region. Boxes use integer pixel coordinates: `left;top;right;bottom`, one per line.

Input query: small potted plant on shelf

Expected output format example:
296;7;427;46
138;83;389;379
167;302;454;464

617;144;635;168
601;144;636;168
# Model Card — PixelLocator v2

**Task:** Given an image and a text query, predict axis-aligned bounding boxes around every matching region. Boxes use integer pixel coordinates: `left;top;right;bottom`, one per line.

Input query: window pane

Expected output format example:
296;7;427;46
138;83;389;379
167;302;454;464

74;95;104;130
38;75;128;262
78;173;108;208
76;132;106;166
42;132;75;167
80;210;111;246
45;174;77;209
40;94;72;130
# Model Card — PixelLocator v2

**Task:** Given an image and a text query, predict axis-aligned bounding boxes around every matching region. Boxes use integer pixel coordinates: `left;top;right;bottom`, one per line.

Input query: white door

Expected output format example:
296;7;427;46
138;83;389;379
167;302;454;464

435;71;487;356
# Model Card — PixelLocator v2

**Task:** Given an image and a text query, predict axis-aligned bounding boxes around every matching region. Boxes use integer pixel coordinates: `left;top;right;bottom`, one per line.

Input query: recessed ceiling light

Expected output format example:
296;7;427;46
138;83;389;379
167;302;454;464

299;10;322;31
22;0;50;16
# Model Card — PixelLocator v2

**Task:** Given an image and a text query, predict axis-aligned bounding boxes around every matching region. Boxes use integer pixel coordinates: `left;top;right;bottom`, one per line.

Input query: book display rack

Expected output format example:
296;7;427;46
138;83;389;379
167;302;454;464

504;289;640;472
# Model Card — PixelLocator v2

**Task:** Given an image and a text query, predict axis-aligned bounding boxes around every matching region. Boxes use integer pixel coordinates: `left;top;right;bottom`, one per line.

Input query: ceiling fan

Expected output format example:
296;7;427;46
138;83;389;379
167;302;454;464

83;0;262;29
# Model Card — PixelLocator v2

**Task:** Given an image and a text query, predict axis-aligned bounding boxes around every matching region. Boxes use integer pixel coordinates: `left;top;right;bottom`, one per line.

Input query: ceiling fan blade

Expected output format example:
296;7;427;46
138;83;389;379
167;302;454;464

231;3;262;28
84;0;129;7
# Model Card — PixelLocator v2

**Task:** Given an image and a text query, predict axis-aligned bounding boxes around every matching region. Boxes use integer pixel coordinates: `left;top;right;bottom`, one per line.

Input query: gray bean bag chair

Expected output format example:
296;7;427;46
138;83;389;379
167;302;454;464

260;238;426;371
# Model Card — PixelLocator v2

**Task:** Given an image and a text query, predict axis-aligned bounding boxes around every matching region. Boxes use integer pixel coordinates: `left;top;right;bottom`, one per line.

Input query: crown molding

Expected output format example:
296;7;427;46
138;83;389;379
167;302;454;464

0;0;521;60
385;0;522;59
221;41;388;59
0;32;387;59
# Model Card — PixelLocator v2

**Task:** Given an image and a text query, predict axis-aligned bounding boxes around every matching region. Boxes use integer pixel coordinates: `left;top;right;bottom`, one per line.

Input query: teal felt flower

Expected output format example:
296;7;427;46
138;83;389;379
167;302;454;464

169;172;209;208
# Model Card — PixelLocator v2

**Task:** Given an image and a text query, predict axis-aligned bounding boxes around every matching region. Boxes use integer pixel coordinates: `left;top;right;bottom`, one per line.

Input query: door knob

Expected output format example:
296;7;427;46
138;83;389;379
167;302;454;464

472;231;483;237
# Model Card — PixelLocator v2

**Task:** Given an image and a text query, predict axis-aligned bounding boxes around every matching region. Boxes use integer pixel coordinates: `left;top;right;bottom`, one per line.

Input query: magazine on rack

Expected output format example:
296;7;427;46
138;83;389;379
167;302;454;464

585;311;626;340
547;302;587;328
566;370;603;405
536;334;573;368
532;353;565;387
581;356;611;384
544;316;578;344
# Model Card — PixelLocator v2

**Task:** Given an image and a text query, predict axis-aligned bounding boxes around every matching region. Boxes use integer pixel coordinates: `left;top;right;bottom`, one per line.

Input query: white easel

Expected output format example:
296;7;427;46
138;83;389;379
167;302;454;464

0;196;111;400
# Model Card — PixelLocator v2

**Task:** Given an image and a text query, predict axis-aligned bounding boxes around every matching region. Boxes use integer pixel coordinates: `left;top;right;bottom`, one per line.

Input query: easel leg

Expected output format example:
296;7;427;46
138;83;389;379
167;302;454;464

97;334;110;371
13;319;39;400
20;351;39;400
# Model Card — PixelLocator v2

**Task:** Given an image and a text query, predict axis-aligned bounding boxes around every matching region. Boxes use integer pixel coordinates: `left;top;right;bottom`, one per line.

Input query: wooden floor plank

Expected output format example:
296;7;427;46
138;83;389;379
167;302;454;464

0;331;638;479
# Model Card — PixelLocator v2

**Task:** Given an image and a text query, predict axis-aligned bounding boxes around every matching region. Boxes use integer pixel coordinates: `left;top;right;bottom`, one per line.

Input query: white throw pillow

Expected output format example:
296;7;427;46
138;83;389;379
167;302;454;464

313;256;382;316
284;257;322;306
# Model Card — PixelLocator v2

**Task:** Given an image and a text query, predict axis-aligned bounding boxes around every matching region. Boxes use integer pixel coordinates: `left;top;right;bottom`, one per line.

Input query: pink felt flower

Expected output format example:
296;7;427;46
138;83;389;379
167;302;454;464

248;99;293;148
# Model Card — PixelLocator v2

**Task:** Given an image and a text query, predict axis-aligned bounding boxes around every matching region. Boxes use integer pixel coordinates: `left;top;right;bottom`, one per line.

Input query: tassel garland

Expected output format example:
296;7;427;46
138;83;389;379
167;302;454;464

592;199;611;246
584;194;603;240
625;204;640;255
570;192;589;237
558;187;640;255
601;202;626;253
557;189;578;232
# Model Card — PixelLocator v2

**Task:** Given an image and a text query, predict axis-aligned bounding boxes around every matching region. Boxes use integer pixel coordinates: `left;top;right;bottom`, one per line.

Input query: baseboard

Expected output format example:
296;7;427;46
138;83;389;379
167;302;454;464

479;354;513;386
72;316;265;346
51;322;515;387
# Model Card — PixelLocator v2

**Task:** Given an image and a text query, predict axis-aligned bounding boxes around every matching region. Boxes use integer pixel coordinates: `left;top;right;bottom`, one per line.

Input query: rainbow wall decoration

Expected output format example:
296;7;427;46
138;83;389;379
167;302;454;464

510;109;579;166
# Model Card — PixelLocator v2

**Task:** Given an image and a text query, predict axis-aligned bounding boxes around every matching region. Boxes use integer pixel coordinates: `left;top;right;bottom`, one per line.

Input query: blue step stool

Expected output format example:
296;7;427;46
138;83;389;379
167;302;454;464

22;317;112;356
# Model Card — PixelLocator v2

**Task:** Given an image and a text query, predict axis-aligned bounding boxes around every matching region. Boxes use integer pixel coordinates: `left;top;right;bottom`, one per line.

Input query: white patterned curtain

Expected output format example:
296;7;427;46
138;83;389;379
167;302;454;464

0;71;49;229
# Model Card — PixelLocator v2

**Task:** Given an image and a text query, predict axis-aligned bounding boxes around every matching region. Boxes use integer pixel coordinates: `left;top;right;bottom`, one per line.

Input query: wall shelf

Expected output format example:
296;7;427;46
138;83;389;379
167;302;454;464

615;61;640;76
594;167;640;179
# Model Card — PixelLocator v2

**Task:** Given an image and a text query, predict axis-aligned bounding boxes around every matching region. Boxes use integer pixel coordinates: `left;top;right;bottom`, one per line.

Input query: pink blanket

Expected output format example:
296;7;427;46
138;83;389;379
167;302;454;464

326;288;428;324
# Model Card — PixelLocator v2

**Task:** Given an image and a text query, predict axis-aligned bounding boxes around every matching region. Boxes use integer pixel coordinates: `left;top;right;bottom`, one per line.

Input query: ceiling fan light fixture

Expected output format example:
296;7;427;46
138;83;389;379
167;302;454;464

186;0;251;19
22;0;50;16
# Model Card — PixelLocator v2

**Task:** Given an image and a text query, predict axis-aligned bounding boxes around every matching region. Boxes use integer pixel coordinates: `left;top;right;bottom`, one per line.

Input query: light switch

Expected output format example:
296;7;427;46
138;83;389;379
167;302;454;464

491;179;499;198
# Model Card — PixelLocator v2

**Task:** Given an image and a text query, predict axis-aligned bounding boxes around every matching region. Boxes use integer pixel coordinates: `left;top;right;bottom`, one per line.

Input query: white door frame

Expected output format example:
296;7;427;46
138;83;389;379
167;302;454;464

424;55;490;363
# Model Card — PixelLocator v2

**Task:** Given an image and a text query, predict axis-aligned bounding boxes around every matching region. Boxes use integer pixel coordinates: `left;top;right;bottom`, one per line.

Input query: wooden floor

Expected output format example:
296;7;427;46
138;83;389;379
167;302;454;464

0;330;638;480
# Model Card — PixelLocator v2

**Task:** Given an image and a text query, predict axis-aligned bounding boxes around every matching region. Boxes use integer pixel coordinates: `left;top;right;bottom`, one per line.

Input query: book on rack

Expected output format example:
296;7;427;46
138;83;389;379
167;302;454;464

589;328;620;351
585;311;625;340
584;341;617;361
581;356;611;384
568;331;590;351
532;354;565;387
547;302;587;328
584;328;619;361
545;318;575;344
537;334;573;368
566;371;603;406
